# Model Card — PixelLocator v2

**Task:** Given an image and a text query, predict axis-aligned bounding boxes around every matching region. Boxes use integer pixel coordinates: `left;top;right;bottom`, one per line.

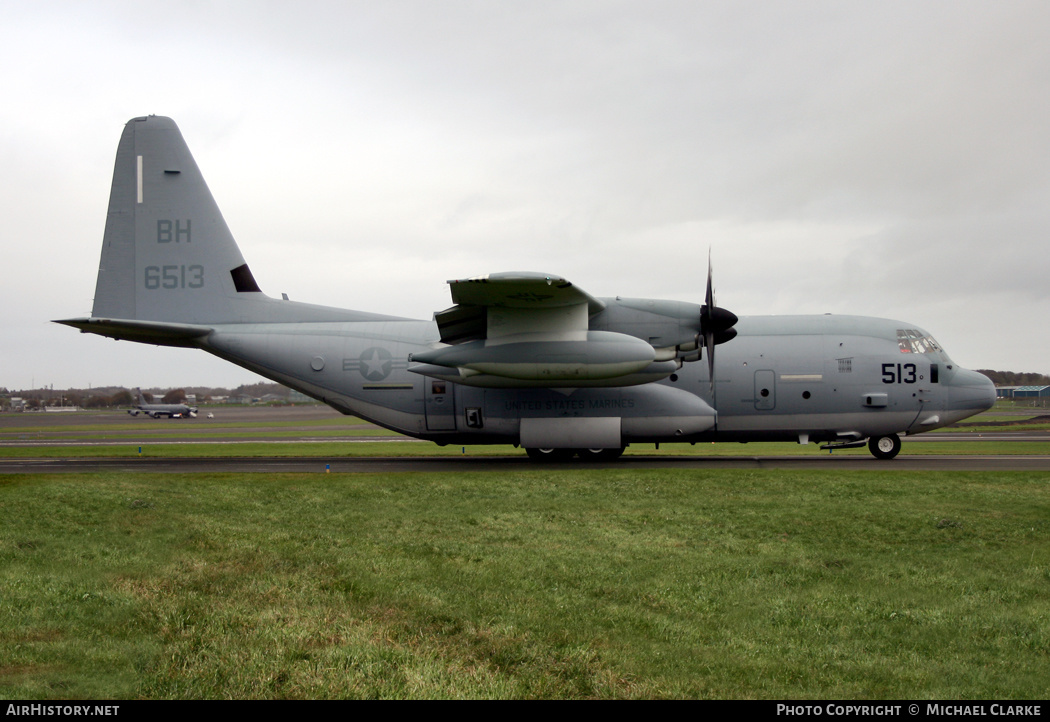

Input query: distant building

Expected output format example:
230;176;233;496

1012;385;1050;399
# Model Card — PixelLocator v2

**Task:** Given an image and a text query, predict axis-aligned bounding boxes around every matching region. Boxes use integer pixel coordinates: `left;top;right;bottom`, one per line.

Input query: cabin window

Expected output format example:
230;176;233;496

931;364;939;384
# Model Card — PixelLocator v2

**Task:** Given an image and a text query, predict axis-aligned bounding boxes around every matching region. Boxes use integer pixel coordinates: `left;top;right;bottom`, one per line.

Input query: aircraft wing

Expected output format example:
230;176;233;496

447;272;605;310
414;273;658;386
434;272;606;344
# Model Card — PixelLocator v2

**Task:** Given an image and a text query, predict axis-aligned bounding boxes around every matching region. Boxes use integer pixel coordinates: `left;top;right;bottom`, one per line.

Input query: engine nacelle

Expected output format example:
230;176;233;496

590;298;703;351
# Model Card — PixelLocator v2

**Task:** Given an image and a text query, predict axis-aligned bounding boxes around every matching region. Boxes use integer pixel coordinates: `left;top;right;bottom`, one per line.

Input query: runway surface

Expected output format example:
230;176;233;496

3;404;1049;472
3;454;1050;473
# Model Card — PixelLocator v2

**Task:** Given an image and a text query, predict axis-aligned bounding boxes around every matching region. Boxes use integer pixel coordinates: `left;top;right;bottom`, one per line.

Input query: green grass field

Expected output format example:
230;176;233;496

2;469;1047;699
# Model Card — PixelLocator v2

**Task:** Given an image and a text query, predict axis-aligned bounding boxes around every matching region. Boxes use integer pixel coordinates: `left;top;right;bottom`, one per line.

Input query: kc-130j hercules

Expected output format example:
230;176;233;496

57;116;996;460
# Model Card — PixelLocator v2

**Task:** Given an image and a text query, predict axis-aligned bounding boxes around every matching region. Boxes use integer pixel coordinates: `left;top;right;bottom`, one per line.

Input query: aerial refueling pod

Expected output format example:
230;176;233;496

408;359;682;389
409;330;657;384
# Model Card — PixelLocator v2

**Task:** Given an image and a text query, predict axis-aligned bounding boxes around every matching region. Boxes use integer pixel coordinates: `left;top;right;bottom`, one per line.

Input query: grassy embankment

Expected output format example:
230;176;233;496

1;469;1047;698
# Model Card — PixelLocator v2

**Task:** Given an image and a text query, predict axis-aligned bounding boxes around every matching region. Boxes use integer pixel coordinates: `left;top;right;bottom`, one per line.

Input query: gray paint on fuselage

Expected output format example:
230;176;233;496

193;311;985;447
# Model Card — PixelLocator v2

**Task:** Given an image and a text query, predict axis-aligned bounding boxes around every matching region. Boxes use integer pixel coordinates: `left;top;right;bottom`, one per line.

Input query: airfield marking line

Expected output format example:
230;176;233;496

3;455;1050;473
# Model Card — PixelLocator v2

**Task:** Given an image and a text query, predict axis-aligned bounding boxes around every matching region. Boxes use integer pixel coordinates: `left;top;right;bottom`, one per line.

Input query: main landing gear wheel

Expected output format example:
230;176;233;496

524;448;626;462
576;447;626;462
525;448;575;462
868;434;902;460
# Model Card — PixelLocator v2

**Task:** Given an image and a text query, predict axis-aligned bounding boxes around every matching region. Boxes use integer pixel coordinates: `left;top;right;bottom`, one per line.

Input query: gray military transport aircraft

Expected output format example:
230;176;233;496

127;388;198;418
57;116;996;460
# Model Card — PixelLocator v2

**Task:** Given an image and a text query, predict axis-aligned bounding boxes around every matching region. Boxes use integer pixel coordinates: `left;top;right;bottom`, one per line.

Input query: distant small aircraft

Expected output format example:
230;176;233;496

58;116;995;459
127;388;198;419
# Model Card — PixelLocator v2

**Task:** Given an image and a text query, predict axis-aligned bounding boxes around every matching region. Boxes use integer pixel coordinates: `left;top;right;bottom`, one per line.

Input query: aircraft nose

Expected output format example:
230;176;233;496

947;368;996;414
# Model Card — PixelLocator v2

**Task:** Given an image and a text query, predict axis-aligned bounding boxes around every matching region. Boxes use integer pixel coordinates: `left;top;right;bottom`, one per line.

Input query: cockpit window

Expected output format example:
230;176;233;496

897;329;942;354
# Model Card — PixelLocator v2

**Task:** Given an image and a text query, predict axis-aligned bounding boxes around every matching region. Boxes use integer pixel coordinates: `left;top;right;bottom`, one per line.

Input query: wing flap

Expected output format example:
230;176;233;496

434;304;486;345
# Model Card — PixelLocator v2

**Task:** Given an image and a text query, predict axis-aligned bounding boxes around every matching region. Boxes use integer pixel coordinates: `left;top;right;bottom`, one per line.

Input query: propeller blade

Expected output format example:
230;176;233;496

706;322;716;396
705;251;715;312
699;251;738;403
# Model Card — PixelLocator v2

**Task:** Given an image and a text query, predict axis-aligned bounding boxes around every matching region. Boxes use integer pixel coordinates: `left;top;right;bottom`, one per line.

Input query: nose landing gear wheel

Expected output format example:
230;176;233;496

868;434;902;460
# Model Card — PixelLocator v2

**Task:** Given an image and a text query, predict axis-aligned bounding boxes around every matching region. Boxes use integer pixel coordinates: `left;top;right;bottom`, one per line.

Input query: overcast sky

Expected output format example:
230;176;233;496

2;0;1048;391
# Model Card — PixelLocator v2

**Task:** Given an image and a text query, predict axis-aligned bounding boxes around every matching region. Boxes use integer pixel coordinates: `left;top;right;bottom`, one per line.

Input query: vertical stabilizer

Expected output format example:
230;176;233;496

92;116;264;324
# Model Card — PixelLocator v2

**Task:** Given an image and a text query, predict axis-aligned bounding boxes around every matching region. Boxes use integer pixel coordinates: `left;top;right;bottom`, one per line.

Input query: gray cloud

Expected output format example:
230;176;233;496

2;0;1048;388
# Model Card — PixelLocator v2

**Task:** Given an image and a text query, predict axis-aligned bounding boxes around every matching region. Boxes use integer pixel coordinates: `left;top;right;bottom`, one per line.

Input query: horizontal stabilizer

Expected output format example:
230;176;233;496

54;317;212;347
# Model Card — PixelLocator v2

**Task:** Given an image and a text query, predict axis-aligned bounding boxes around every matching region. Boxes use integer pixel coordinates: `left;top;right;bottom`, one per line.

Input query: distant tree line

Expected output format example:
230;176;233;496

82;390;135;408
2;382;297;410
976;370;1050;387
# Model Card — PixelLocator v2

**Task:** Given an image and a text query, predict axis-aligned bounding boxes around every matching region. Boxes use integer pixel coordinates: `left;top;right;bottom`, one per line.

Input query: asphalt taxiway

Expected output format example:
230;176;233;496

3;454;1050;474
2;405;1048;472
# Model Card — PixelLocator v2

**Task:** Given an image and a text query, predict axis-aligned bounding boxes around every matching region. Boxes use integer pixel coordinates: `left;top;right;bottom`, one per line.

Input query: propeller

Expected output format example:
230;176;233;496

699;252;738;402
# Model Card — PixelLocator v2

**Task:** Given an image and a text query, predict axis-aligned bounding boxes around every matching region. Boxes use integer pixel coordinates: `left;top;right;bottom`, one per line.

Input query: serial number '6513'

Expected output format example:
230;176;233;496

144;264;204;290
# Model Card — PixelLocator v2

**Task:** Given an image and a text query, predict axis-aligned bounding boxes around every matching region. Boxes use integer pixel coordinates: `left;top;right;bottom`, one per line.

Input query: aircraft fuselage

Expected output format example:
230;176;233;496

198;312;993;449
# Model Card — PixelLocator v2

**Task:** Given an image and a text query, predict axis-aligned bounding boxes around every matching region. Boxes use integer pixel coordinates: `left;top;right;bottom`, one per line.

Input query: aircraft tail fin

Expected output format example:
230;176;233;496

59;116;408;340
91;116;266;325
